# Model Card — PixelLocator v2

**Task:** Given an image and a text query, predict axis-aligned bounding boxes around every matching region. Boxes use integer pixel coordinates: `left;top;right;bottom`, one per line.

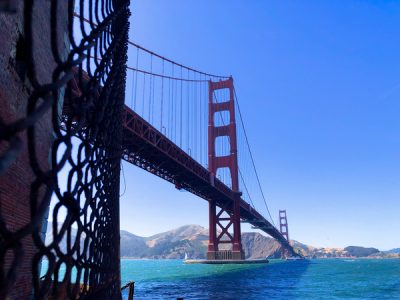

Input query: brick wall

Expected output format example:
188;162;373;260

0;2;67;299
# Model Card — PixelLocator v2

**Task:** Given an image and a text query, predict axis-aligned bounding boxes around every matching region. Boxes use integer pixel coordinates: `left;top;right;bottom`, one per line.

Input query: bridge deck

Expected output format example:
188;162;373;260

122;106;296;256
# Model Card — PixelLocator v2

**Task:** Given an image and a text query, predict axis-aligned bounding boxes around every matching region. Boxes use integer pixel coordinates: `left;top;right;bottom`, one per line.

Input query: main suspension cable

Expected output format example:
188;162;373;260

74;13;229;80
234;88;276;227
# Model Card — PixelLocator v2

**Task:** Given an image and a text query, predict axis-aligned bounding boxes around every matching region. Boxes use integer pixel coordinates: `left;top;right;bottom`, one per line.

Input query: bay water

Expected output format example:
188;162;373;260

121;259;400;299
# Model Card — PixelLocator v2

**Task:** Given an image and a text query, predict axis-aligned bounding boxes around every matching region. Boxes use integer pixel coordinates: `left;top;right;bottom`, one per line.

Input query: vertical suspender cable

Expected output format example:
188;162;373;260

142;73;146;116
152;58;155;124
148;54;153;122
194;73;197;160
187;70;190;154
130;69;134;109
200;74;203;165
161;60;164;130
134;47;139;111
180;67;183;147
171;65;175;141
174;66;177;142
168;71;171;138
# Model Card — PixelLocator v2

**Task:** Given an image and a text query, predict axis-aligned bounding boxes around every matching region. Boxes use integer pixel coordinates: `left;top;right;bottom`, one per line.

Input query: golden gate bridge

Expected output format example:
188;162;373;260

117;38;297;259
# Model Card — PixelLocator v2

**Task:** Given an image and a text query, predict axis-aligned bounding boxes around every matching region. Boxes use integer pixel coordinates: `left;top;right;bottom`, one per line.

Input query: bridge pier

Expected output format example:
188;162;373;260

207;250;244;260
207;197;244;260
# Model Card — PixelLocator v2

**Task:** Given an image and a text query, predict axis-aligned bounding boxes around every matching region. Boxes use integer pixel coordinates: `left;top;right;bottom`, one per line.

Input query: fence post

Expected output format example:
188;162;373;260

128;281;135;300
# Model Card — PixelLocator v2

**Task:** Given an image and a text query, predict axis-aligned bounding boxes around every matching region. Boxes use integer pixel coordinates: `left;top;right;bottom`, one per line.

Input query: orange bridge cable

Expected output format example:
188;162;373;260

161;60;165;129
73;12;229;79
180;67;183;147
134;47;139;110
148;55;152;122
126;40;229;80
238;169;256;209
126;65;209;82
233;87;276;227
86;51;209;82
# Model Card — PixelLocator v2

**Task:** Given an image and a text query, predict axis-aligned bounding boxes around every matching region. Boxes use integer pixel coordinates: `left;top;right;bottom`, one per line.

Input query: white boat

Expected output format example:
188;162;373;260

184;252;188;260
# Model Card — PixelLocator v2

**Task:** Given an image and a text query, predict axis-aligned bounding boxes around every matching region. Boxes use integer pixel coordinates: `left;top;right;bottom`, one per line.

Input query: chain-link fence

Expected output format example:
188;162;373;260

0;0;130;298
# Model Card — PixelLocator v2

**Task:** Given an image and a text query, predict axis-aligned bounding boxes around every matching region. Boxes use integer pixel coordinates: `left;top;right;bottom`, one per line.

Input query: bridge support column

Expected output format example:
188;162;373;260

207;199;217;258
207;77;244;260
232;193;243;259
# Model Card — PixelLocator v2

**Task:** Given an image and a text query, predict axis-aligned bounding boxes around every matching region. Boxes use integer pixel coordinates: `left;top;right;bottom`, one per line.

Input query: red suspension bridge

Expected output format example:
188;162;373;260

107;35;298;258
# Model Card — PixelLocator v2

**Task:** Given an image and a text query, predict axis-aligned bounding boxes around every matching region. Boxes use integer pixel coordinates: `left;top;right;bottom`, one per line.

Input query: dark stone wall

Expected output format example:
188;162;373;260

0;2;68;298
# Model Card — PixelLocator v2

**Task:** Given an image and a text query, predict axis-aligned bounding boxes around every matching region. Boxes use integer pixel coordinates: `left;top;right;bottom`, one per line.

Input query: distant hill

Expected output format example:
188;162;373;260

120;230;148;257
241;232;281;259
368;248;400;258
45;223;399;259
385;248;400;254
121;225;209;259
344;246;379;257
291;240;348;258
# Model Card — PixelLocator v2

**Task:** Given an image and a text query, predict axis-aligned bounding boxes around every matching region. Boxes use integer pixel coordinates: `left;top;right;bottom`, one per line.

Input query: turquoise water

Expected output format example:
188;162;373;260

121;259;400;299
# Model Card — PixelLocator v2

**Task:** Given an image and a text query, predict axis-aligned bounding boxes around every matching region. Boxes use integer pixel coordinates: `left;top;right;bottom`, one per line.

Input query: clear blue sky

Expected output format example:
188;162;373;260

119;0;400;250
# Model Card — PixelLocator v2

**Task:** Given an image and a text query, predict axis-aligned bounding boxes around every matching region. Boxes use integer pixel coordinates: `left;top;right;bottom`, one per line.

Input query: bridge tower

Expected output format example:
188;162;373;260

207;77;244;260
279;210;289;241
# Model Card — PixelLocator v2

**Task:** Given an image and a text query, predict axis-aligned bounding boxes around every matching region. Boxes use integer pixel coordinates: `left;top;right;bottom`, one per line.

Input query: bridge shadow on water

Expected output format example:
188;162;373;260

128;260;311;300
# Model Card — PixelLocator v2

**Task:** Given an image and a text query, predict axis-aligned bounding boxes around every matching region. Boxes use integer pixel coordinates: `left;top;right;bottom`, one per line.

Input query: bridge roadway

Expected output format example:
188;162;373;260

121;106;297;257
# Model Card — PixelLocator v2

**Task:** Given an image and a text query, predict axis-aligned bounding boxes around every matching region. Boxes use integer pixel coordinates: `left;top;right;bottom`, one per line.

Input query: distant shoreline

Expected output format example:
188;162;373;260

120;256;400;260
